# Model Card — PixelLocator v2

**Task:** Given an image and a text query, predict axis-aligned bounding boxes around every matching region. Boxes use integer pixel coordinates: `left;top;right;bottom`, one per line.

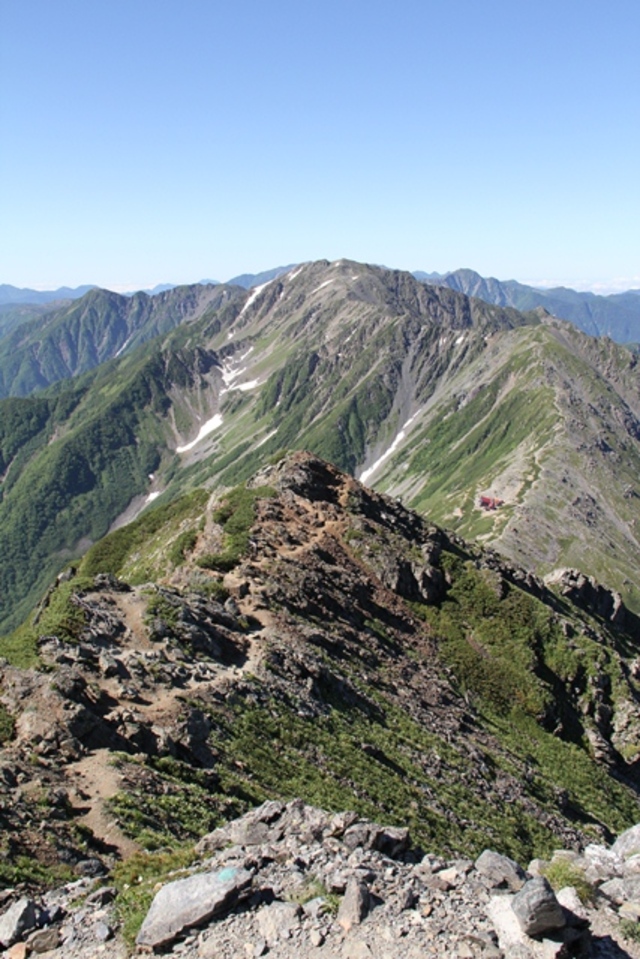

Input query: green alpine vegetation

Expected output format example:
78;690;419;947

2;259;640;646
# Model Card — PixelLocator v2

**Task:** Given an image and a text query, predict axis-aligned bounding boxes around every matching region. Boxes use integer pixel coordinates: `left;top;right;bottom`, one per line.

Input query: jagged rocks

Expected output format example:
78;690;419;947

545;568;628;626
337;879;370;931
5;801;640;957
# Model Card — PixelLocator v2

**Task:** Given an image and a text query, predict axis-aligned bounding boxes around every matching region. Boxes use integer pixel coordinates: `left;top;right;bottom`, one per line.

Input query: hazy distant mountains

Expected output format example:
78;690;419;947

414;268;640;344
0;266;296;306
0;283;97;305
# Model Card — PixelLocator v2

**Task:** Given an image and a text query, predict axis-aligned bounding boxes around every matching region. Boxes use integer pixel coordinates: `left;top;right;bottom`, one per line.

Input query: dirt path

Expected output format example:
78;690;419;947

65;749;140;859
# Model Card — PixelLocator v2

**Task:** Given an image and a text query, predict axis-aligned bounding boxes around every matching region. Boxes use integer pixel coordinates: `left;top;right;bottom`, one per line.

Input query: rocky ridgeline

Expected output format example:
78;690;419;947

3;801;640;958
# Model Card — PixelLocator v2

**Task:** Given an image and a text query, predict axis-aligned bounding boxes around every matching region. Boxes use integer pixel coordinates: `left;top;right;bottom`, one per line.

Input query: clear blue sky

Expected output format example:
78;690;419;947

2;0;639;292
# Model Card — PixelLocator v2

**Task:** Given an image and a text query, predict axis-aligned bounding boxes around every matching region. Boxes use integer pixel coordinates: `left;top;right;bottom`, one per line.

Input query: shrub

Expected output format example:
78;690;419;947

543;860;595;904
168;528;198;566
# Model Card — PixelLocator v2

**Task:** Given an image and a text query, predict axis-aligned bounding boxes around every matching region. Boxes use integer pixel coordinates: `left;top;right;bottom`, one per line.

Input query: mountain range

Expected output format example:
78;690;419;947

4;265;640;350
416;269;640;345
1;259;640;639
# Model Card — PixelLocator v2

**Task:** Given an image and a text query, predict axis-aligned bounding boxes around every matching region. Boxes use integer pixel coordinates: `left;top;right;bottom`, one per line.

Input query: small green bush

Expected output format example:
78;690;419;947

196;553;238;572
205;484;276;571
168;528;198;566
620;918;640;943
0;702;15;744
543;860;595;904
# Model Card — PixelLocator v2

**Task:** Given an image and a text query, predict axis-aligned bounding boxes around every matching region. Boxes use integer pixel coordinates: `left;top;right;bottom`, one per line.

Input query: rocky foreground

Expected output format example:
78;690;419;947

3;800;640;958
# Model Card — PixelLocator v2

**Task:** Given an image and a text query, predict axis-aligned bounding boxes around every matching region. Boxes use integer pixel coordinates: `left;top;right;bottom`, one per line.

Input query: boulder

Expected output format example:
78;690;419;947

0;898;37;949
488;895;587;959
475;849;527;890
511;878;565;937
136;866;252;949
338;878;370;932
613;823;640;861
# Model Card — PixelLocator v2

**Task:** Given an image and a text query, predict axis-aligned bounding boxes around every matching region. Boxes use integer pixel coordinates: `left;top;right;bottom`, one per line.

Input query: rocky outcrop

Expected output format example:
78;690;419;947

2;801;640;958
545;568;630;627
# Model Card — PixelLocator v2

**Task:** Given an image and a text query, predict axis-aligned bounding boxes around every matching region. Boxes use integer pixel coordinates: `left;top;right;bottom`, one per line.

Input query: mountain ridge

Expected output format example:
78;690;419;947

0;260;639;637
2;452;640;904
417;268;640;344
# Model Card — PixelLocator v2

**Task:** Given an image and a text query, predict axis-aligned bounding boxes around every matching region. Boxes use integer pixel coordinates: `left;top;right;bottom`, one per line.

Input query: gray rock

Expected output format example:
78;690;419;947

612;823;640;861
623;854;640;877
489;896;568;959
338;878;370;932
475;849;527;890
94;920;113;942
527;858;548;877
256;902;301;944
136;866;252;949
511;878;566;937
619;901;640;921
598;878;625;905
27;925;61;953
581;843;622;881
74;858;106;877
0;898;37;948
623;875;640;901
84;886;116;907
555;886;588;922
309;928;325;946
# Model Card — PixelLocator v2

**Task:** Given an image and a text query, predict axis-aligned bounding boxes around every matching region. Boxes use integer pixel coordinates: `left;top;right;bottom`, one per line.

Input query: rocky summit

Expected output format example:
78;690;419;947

2;452;640;955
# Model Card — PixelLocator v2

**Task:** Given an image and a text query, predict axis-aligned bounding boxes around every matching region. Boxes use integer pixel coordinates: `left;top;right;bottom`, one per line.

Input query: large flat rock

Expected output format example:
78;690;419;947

136;865;252;949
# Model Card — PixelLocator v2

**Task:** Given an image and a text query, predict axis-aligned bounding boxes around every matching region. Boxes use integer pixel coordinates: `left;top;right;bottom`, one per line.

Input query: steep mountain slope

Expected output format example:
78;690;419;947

418;268;640;344
1;259;639;636
0;342;227;634
0;282;244;398
2;453;640;895
0;259;533;634
0;301;63;339
366;319;640;612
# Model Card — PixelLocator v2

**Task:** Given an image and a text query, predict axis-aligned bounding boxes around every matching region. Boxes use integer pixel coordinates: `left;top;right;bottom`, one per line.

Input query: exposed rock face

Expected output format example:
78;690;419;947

545;568;629;626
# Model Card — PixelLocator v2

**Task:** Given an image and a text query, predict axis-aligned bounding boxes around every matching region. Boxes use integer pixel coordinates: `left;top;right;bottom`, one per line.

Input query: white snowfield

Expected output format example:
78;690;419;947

238;281;271;318
359;410;422;485
220;350;259;394
176;414;223;453
145;490;161;503
311;279;334;294
115;334;133;358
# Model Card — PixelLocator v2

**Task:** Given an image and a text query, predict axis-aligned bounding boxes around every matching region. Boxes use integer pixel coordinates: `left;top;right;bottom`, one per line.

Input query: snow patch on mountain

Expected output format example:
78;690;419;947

359;410;422;485
238;281;271;318
176;414;223;453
